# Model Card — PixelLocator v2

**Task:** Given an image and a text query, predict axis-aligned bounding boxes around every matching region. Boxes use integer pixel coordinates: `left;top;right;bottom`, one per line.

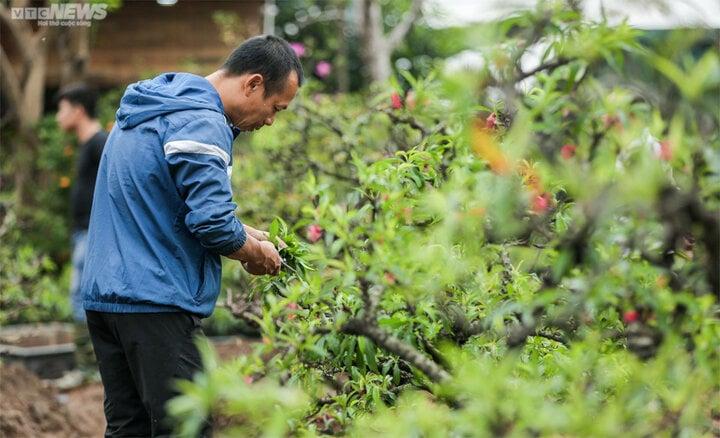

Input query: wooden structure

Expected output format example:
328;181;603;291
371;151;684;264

47;0;264;87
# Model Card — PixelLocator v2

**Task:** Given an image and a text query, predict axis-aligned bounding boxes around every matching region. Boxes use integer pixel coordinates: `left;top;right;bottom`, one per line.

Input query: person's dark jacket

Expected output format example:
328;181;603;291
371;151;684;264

71;131;107;231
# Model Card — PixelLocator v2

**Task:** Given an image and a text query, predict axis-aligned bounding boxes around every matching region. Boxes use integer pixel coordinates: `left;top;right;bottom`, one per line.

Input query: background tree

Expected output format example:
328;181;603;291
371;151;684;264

357;0;423;83
271;0;458;91
0;0;50;207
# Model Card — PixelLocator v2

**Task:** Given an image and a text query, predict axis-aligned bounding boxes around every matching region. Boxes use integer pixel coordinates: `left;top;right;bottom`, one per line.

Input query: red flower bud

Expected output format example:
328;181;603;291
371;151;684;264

384;272;396;285
658;140;672;161
531;192;552;214
561;143;577;160
485;112;497;130
306;224;323;243
391;92;403;110
623;310;639;324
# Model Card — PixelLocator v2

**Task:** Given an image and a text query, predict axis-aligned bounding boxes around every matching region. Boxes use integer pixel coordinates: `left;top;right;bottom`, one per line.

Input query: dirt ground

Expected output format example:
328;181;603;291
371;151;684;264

63;383;106;437
0;364;104;437
0;335;257;437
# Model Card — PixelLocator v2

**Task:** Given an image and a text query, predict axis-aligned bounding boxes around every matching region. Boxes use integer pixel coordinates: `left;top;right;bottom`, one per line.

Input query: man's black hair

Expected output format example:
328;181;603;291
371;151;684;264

222;34;304;96
56;83;99;118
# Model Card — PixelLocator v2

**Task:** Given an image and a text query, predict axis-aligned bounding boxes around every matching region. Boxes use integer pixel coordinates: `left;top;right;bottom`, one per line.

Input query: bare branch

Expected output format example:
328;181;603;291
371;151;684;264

342;318;450;382
341;279;450;383
657;186;720;296
221;288;262;328
534;331;568;345
381;108;429;136
498;245;513;296
516;57;571;82
308;161;359;184
296;103;345;138
387;0;424;49
359;278;382;319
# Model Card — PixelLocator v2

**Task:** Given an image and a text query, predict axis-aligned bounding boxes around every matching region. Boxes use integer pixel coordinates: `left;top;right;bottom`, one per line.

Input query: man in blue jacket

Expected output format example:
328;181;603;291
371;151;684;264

81;35;303;437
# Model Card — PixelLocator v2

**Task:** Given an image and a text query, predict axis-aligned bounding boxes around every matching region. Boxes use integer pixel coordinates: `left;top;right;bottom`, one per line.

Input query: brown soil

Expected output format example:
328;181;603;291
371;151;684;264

0;364;87;437
0;336;256;437
63;383;106;437
213;335;258;361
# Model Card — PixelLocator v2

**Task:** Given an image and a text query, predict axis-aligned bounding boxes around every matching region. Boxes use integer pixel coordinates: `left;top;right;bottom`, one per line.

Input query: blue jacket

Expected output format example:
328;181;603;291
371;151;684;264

81;72;247;317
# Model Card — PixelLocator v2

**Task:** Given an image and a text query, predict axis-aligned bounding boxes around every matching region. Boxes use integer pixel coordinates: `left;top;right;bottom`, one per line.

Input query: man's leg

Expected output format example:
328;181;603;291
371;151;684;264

86;310;152;437
70;230;88;322
72;230;96;370
109;312;205;437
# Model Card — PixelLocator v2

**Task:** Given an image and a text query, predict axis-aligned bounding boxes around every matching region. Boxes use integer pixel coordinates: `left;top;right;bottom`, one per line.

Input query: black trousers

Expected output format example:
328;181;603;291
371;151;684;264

86;310;207;437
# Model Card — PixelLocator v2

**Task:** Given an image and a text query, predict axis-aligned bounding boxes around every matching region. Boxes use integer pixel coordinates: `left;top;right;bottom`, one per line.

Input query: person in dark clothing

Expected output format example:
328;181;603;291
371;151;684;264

82;35;303;437
56;83;108;323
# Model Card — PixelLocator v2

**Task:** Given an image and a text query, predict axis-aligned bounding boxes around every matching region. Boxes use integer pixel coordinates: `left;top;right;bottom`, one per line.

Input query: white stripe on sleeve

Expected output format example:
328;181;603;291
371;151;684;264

164;140;230;166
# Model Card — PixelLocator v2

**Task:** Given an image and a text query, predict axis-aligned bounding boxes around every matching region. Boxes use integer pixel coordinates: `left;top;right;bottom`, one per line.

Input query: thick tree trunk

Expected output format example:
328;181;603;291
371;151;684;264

337;16;350;93
15;35;47;206
358;0;422;84
58;26;90;87
18;35;48;127
0;1;50;208
360;0;391;83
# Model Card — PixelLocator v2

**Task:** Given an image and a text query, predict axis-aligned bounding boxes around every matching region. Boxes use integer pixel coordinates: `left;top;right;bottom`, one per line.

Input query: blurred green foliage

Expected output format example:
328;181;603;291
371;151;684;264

168;2;719;436
0;1;718;435
0;208;71;324
0;89;121;324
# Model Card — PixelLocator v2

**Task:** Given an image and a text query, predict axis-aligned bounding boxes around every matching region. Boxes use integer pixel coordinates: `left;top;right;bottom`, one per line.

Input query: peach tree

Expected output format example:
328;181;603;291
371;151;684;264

170;3;719;436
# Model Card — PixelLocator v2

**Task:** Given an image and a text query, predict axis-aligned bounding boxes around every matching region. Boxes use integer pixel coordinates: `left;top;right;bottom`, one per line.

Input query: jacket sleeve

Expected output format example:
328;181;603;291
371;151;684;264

163;116;247;256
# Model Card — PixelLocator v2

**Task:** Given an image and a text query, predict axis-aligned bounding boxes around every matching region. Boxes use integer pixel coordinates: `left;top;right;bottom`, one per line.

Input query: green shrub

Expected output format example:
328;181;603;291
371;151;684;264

170;3;719;436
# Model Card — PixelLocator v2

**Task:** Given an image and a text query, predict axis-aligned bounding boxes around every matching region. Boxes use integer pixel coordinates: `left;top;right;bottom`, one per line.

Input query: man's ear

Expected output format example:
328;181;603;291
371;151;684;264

76;105;89;120
245;74;264;96
69;103;84;121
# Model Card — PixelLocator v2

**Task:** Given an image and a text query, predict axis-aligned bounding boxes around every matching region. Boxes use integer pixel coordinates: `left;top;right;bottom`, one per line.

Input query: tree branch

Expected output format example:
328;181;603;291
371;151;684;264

221;288;262;328
341;279;450;383
0;4;33;66
387;0;423;49
419;334;452;371
658;186;720;296
308;161;359;184
381;108;429;136
297;103;345;138
341;318;450;382
0;45;23;122
516;57;571;82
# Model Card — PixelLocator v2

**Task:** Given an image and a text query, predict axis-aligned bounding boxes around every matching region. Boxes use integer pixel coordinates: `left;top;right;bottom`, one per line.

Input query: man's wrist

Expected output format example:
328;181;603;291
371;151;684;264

227;234;260;262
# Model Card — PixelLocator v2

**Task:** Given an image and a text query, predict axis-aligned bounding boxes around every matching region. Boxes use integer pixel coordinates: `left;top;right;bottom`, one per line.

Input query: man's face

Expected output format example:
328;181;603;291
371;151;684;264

226;71;299;132
56;99;83;132
56;99;82;131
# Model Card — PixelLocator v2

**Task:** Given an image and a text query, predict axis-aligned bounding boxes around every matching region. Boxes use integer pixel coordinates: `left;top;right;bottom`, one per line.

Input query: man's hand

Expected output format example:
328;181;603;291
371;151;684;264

243;224;288;250
227;236;281;275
